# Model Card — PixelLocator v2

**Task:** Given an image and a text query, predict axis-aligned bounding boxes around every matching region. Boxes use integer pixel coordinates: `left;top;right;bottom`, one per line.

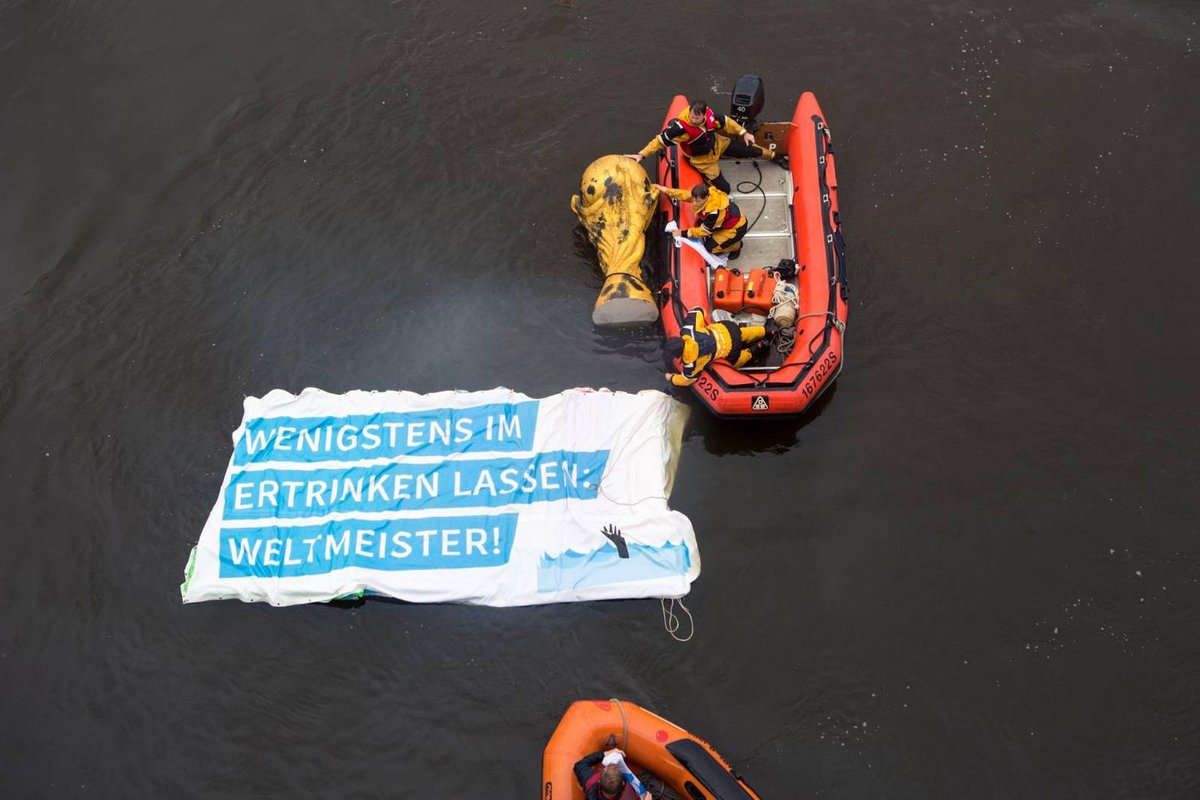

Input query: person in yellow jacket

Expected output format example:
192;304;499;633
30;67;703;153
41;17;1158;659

664;308;773;387
652;182;748;259
626;100;784;193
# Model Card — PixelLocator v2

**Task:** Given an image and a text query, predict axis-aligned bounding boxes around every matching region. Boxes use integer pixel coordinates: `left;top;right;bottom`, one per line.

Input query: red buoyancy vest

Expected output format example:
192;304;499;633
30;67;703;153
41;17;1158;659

701;191;742;230
715;202;742;229
675;106;720;156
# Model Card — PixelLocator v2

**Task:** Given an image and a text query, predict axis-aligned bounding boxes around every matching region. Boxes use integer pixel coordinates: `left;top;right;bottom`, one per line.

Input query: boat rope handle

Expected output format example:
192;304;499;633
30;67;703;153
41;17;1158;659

661;597;695;642
609;697;630;751
784;311;846;361
794;311;845;337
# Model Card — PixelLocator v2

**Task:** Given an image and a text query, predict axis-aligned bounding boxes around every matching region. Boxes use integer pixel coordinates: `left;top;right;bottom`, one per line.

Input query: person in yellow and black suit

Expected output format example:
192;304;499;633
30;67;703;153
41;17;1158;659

653;182;748;260
664;307;774;387
626;100;784;193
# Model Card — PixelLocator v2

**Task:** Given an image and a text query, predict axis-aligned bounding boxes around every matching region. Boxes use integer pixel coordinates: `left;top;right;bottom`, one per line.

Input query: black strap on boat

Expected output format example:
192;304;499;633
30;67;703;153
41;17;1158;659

814;117;848;301
665;739;757;800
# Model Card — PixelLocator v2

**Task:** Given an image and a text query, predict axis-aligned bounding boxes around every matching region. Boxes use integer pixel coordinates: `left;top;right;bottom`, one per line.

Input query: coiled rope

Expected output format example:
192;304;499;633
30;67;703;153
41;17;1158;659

768;281;800;355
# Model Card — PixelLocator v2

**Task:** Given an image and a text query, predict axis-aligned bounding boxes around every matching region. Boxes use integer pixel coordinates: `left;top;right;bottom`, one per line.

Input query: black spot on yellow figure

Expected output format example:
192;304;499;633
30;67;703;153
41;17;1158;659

603;176;623;203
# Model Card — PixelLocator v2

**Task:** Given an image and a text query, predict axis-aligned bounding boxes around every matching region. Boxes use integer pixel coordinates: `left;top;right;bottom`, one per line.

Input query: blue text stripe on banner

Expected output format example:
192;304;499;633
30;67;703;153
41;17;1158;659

232;401;539;465
223;450;610;520
219;514;519;578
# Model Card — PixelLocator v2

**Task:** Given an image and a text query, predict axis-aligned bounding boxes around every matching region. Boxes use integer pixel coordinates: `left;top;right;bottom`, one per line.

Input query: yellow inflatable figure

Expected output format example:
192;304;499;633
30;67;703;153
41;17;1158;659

571;155;660;325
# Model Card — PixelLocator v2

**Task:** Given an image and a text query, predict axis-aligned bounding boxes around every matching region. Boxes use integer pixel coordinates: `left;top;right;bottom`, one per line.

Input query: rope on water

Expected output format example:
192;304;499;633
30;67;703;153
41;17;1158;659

661;597;694;642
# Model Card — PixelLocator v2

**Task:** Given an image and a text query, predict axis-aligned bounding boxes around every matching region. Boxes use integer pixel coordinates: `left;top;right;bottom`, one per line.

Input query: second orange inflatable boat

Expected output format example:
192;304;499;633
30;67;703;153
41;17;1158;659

542;699;763;799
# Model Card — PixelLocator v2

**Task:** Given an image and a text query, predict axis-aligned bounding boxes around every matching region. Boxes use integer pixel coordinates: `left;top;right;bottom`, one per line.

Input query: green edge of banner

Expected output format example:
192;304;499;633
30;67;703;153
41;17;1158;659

180;546;198;598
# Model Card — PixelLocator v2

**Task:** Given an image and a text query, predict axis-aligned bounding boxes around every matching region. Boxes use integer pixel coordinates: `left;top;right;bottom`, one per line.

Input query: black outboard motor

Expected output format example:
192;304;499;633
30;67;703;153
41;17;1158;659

729;74;765;131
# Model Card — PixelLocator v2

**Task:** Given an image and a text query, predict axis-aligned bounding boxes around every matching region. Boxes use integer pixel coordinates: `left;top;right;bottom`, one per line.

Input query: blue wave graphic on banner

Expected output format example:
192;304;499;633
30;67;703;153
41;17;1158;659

536;541;691;593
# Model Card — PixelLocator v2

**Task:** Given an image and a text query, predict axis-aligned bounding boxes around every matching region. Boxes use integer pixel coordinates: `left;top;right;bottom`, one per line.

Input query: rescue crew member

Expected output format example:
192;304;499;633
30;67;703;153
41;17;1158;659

573;750;647;800
626;99;785;193
652;182;748;259
664;307;774;387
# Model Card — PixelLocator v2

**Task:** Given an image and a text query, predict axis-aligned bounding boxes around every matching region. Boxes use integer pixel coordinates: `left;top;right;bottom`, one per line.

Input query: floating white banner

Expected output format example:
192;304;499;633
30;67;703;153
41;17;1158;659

180;387;698;607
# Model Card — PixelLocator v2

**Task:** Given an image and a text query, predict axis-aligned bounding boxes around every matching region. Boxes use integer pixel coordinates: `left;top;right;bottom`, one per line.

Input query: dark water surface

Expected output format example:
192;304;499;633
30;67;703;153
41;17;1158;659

3;1;1199;797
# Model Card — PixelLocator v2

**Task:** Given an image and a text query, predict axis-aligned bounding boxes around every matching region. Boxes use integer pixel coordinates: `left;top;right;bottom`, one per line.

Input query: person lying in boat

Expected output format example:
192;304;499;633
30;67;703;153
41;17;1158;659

626;99;784;193
573;748;650;800
664;307;774;387
652;182;747;260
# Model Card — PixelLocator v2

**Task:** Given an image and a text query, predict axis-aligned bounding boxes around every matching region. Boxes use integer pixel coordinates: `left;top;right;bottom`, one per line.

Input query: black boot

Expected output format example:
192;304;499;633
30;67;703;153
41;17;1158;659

774;153;790;171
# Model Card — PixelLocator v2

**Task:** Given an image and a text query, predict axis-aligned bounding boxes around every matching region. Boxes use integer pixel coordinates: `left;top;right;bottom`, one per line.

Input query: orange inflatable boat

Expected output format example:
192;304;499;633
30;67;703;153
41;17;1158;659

655;78;848;417
542;699;763;799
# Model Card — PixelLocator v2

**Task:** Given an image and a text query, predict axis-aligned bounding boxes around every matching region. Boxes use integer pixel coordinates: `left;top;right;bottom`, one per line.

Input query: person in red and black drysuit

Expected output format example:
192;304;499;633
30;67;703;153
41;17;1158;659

573;750;646;800
653;182;748;259
627;99;783;192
